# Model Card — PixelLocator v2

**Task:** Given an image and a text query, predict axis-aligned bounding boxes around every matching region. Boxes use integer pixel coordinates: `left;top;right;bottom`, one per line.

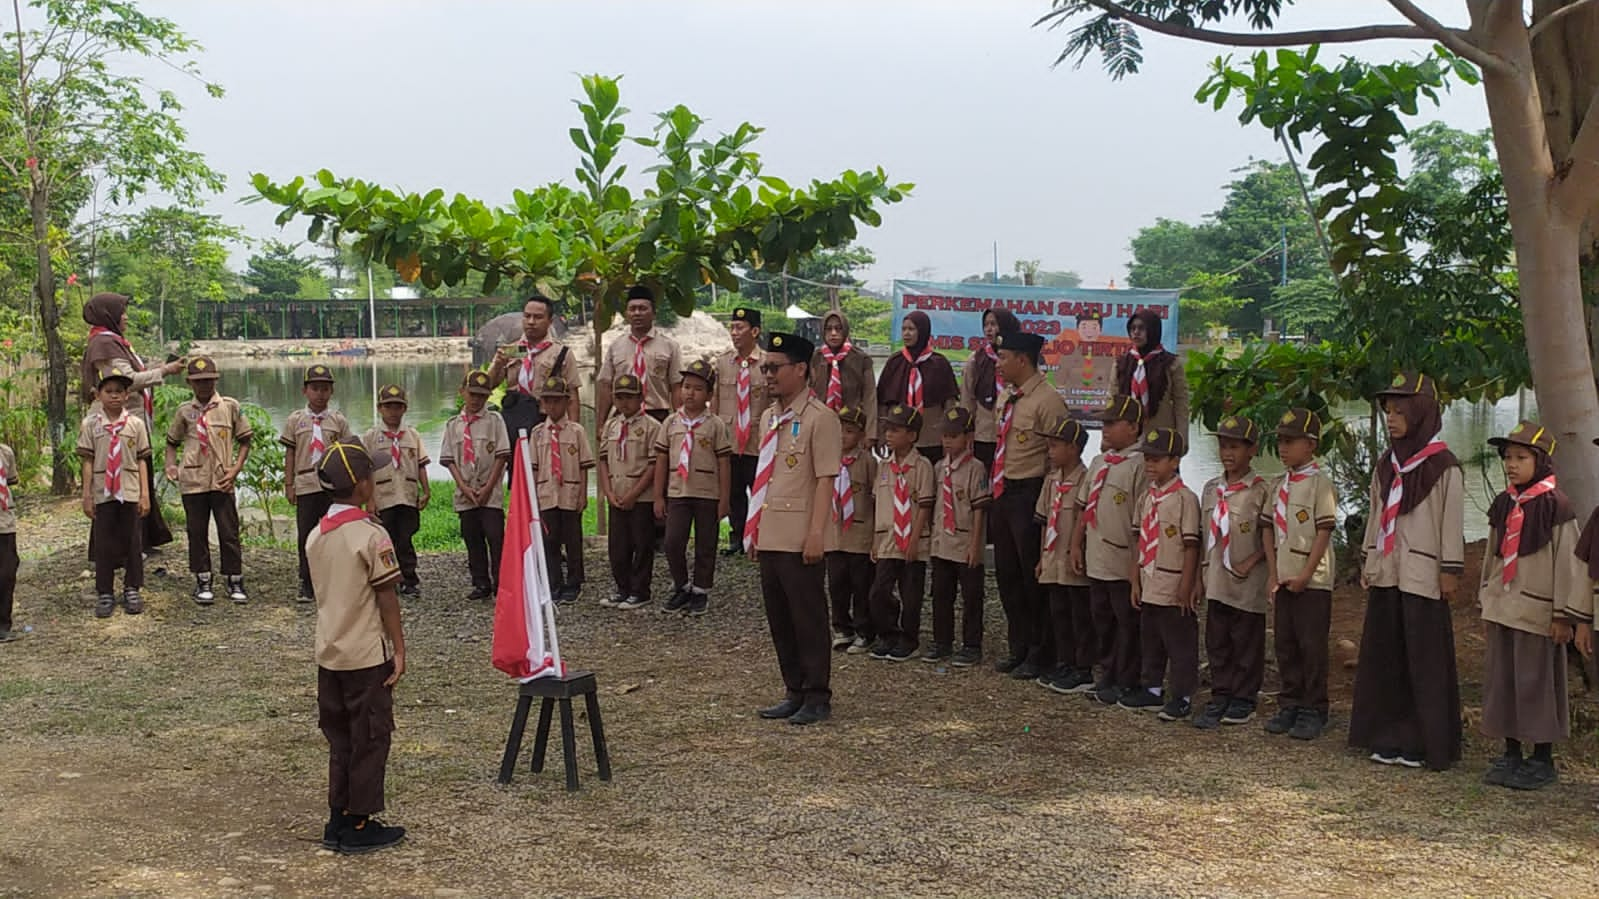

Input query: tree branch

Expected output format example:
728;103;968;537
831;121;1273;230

1383;0;1513;73
1529;0;1599;42
1555;85;1599;214
1060;0;1431;48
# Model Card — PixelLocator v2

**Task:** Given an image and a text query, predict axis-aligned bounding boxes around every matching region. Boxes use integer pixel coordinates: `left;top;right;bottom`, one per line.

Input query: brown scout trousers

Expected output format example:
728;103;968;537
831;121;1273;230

1090;578;1140;689
378;505;420;588
91;500;144;595
609;502;656;601
0;532;17;632
760;551;832;705
991;477;1047;665
1048;583;1096;670
295;491;334;592
459;506;506;590
1140;604;1199;698
727;454;757;553
318;660;395;816
931;556;984;649
183;490;243;576
665;497;719;590
1275;587;1332;716
826;550;873;640
1206;599;1266;705
542;507;584;589
869;557;927;652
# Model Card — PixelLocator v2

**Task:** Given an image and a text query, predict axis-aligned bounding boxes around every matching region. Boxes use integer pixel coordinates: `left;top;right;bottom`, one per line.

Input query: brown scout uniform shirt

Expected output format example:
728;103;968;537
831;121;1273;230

653;410;732;501
0;444;18;535
1036;462;1089;587
1262;470;1339;593
76;411;152;505
166;395;252;495
1361;465;1464;600
599;412;660;502
825;450;877;555
279;408;351;496
961;354;1000;444
754;392;842;554
362;426;429;511
531;416;594;511
307;507;402;670
1199;472;1271;613
600;328;683;413
1134;482;1201;606
713;348;771;456
872;450;935;561
439;410;512;511
1479;519;1590;636
1077;450;1147;582
931;453;991;563
500;339;580;399
995;372;1069;480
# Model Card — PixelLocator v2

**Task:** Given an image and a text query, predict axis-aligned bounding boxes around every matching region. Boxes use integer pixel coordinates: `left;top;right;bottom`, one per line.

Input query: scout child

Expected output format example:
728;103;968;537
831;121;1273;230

1478;422;1588;791
1070;395;1148;705
165;356;253;605
868;404;935;662
1120;427;1201;721
281;364;350;603
363;384;431;598
0;442;20;642
1260;409;1340;739
1034;417;1093;692
80;368;153;618
1192;416;1270;730
597;373;660;610
653;359;731;614
714;306;769;556
305;439;407;854
926;407;990;663
532;375;594;604
441;370;512;600
748;332;842;726
827;405;877;654
1349;372;1465;771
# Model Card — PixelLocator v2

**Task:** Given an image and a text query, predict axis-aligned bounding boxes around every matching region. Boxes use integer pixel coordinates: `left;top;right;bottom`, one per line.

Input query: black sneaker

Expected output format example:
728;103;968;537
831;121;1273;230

1059;669;1098;695
1221;699;1256;725
94;594;116;618
337;816;406;854
1009;660;1041;681
993;655;1024;674
1369;748;1401;766
663;589;692;613
466;584;492;601
322;811;358;849
599;592;622;608
1505;757;1557;791
194;572;215;606
397;583;421;598
1289;708;1325;741
1483;753;1522;787
868;640;895;660
122;589;144;615
1157;697;1192;721
1395;752;1425;769
886;644;916;662
0;629;17;643
1264;704;1299;734
950;646;981;667
1117;688;1162;711
617;595;651;611
686;593;709;617
559;584;582;604
298;585;317;604
921;643;951;663
1093;683;1124;705
1192;699;1227;730
227;575;248;604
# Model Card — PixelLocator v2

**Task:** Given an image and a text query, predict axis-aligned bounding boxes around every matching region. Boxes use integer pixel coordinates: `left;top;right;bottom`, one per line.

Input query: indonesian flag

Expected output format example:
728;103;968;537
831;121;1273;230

492;437;564;681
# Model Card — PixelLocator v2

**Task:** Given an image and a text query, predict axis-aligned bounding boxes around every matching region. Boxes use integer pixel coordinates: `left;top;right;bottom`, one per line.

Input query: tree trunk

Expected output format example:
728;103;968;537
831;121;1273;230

30;179;71;494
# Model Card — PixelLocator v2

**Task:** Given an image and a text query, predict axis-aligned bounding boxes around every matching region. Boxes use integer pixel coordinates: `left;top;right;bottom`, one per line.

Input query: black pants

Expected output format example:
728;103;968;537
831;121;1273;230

1348;587;1462;770
1207;599;1266;706
542;508;583;590
1090;577;1139;688
727;454;757;552
991;477;1046;665
917;445;944;466
826;551;873;640
1275;588;1331;715
869;557;927;652
666;497;719;590
931;556;984;649
459;506;506;590
295;491;334;593
609;502;656;600
378;505;420;588
1047;583;1095;670
0;532;17;632
182;491;242;576
92;501;144;595
318;661;395;816
973;441;995;476
760;551;831;705
142;460;173;550
1141;604;1199;698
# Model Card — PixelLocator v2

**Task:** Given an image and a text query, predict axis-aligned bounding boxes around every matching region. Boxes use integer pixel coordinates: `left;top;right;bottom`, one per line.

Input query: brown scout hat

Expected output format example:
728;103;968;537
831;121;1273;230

941;407;975;435
1276;408;1322;442
1093;395;1144;427
538;375;570;397
882;403;923;433
613;373;643;396
186;356;220;380
1210;415;1259;444
304;364;335;384
1036;416;1088;448
96;365;134;388
836;405;867;430
682;358;716;387
464;370;494;395
378;384;408;406
1489;420;1557;456
1375;371;1438;401
317;439;391;492
1139;427;1187;458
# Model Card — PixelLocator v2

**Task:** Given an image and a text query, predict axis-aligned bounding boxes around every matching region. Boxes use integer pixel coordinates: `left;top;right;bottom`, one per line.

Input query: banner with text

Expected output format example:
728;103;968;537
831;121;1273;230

889;280;1181;417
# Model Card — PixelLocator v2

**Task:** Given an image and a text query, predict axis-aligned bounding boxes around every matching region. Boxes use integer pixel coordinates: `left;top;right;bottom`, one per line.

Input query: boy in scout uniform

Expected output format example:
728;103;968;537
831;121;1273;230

80;368;153;618
596;284;684;425
532;375;594;604
362;384;431;598
826;405;876;654
1261;408;1339;741
1193;416;1271;729
0;441;18;642
715;306;769;555
927;407;990;664
987;330;1069;681
281;364;350;603
441;369;512;600
1120;427;1201;721
1035;417;1093;692
597;373;660;610
165;355;253;605
653;359;731;615
868;404;935;662
305;440;407;854
748;333;842;726
1070;395;1147;705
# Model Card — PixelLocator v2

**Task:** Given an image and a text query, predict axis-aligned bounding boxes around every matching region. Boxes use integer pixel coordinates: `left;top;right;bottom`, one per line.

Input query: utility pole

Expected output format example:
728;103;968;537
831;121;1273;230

1281;223;1288;286
992;242;999;284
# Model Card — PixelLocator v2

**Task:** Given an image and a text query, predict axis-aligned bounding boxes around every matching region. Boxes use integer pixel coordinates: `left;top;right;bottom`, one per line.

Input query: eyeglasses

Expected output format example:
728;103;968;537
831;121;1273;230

759;361;799;374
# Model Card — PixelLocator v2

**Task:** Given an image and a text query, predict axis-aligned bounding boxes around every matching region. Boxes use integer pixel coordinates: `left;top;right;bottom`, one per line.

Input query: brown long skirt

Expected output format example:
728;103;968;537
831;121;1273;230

1347;588;1462;771
1481;620;1569;744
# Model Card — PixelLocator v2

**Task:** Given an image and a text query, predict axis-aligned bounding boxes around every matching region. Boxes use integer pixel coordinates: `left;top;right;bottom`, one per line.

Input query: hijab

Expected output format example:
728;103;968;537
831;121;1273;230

83;292;127;332
1375;392;1459;515
970;308;1021;409
1115;309;1176;417
81;292;144;403
1487;445;1573;561
876;310;958;409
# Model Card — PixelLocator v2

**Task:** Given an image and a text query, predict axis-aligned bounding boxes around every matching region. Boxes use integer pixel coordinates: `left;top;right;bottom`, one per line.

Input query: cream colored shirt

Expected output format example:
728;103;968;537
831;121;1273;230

1198;472;1270;613
1479;519;1590;637
279;407;351;496
872;450;935;561
530;417;594;511
308;507;401;671
1076;449;1147;582
600;328;684;413
1361;465;1464;600
930;453;991;562
653;410;732;500
754;393;843;554
1262;469;1339;593
1036;463;1089;587
825;450;876;555
0;444;17;534
362;426;429;511
1134;482;1201;607
599;412;660;502
713;348;772;456
439;410;512;511
76;411;151;505
166;395;252;495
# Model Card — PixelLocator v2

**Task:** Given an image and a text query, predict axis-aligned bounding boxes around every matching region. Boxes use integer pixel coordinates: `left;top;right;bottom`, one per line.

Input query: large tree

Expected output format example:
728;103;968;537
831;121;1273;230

1041;0;1599;511
95;206;241;343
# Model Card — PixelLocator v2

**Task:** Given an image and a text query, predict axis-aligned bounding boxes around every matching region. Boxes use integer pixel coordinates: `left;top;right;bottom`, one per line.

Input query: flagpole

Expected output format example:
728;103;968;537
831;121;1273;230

519;428;563;675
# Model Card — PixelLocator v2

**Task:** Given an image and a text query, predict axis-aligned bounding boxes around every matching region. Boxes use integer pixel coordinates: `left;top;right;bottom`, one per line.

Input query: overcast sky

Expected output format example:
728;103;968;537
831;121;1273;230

130;0;1491;292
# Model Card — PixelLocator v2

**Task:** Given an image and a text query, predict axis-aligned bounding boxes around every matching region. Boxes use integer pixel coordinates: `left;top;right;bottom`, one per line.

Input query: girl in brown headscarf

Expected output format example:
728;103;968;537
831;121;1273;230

1348;373;1464;771
961;308;1021;472
876;311;958;463
1114;309;1188;432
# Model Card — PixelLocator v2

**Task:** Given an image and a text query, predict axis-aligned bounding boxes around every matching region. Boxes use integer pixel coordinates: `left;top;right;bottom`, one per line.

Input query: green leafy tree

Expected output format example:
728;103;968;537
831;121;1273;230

243;240;320;300
1177;271;1247;338
94;207;242;344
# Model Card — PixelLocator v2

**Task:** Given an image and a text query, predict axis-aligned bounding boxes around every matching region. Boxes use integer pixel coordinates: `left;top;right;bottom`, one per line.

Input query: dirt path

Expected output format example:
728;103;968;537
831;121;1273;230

4;533;1599;897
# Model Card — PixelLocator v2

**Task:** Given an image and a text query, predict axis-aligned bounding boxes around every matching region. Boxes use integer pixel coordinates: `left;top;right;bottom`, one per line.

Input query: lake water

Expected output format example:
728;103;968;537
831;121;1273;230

227;358;1526;540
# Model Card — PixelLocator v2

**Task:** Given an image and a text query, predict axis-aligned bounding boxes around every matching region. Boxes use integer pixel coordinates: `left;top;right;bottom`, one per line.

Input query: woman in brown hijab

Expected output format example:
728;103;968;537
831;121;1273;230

810;310;877;442
876;310;958;463
1114;309;1188;432
82;292;184;552
961;307;1021;473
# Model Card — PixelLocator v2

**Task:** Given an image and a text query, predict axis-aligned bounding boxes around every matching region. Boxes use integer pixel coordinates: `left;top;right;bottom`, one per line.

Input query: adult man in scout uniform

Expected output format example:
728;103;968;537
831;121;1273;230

714;306;771;556
746;332;842;726
487;294;579;442
595;284;684;425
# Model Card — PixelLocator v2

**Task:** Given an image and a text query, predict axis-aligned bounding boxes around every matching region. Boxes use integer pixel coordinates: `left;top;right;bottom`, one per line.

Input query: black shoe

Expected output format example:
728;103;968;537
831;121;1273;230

758;698;803;719
1093;684;1125;705
194;572;215;606
94;594;116;618
1483;753;1522;787
560;584;582;604
617;595;651;611
1289;708;1325;741
122;589;144;615
663;589;692;613
832;631;854;651
868;640;896;660
337;816;406;854
1264;704;1299;734
298;585;316;604
1221;699;1256;725
466;585;492;601
1157;697;1192;721
0;629;17;643
1395;752;1425;769
1505;757;1557;791
921;643;951;663
886;644;916;662
993;655;1024;674
1117;688;1162;711
720;546;743;557
397;583;421;598
686;593;709;617
322;811;358;849
1010;660;1041;681
789;704;831;726
1192;699;1227;730
227;575;248;604
950;646;981;667
1055;669;1097;695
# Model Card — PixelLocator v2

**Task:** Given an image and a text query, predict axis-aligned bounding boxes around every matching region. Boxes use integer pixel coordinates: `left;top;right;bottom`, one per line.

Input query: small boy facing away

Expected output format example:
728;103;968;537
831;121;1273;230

441;370;511;600
1120;428;1201;722
652;359;731;615
531;375;594;605
868;404;935;662
363;384;431;598
597;373;660;610
165;355;253;605
80;368;153;618
0;441;20;643
926;407;990;664
305;439;407;854
826;405;877;654
281;364;350;603
1035;417;1092;693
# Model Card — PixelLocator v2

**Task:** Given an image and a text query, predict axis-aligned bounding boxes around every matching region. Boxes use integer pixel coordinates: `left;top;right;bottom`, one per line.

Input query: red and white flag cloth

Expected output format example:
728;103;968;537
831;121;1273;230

819;342;851;409
1208;477;1260;574
1499;475;1557;585
1377;438;1450;556
308;410;328;466
195;401;217;456
1128;346;1163;410
676;412;705;482
1139;478;1185;568
941;453;970;534
383;431;405;469
891;460;914;553
516;338;552;395
493;438;563;682
460;413;481;465
631;335;650;392
991;390;1016;499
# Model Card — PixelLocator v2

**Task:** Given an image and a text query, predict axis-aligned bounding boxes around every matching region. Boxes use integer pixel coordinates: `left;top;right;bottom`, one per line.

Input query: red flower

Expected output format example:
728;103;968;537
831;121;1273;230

66;273;78;286
25;157;36;170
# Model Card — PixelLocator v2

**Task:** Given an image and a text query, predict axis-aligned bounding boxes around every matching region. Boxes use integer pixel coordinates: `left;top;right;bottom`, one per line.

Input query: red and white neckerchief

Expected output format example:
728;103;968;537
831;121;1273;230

547;419;564;485
991;386;1019;499
1042;474;1077;552
1082;452;1127;528
835;454;857;530
194;401;217;455
615;416;632;463
319;505;370;534
1273;463;1321;538
516;338;553;395
460;413;481;465
1139;478;1185;567
383;430;405;469
88;326;154;419
819;341;852;409
941;452;971;534
630;333;650;393
1208;475;1261;574
1378;438;1451;556
891;458;915;553
983;340;1006;398
1499;475;1557;585
744;407;797;552
307;409;328;466
901;346;933;409
0;452;13;512
101;413;129;503
734;355;755;452
676;412;706;482
1128;345;1163;410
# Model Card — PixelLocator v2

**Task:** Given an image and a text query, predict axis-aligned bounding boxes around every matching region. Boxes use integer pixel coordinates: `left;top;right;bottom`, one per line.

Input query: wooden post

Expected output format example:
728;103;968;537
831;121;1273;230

827;284;841;313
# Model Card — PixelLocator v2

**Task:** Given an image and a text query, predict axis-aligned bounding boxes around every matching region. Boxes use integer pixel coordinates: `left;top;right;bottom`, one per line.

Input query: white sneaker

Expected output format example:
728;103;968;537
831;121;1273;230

845;636;871;655
831;631;852;650
599;593;621;608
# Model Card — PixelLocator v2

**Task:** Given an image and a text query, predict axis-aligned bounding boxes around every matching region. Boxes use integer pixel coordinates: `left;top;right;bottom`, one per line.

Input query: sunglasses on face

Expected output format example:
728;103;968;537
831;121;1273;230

759;361;798;374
